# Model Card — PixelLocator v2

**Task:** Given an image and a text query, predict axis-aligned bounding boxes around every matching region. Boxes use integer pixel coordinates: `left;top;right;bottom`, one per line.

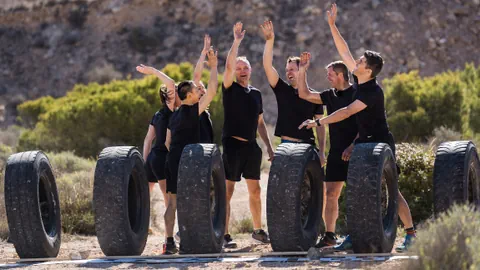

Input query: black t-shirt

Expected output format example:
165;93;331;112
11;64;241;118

168;103;200;152
222;82;263;141
272;78;323;144
199;110;214;143
353;76;390;140
150;107;173;152
320;86;358;152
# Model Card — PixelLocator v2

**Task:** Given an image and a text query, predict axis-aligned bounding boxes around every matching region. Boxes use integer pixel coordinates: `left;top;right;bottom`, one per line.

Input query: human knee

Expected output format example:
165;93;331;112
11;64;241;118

326;188;342;200
249;185;261;198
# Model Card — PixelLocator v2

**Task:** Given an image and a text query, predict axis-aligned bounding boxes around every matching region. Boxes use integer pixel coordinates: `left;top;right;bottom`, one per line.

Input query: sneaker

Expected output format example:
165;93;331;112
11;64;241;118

314;233;337;248
174;231;181;243
223;234;238;248
334;235;353;251
162;240;178;255
395;233;415;253
252;229;270;244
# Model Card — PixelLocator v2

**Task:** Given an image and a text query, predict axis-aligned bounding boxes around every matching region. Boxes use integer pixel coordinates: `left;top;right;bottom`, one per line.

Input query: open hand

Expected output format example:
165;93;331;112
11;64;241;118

319;152;326;167
206;47;218;68
267;147;275;161
233;22;246;41
202;34;211;54
298;119;317;129
136;64;154;75
260;20;274;41
342;144;355;161
299;52;311;70
327;3;338;26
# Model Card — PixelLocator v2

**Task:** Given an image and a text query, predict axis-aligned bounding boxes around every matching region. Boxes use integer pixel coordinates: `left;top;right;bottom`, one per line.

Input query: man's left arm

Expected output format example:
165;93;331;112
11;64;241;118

258;114;274;161
299;99;366;129
314;113;326;167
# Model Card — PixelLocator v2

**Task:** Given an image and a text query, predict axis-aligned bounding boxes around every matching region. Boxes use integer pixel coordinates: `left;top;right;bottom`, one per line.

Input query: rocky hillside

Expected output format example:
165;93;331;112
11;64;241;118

0;0;479;125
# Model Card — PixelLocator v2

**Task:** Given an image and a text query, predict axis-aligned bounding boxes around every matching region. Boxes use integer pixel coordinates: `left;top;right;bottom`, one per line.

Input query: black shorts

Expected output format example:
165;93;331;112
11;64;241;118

145;149;168;183
222;137;262;181
165;148;183;194
325;151;349;182
355;132;401;175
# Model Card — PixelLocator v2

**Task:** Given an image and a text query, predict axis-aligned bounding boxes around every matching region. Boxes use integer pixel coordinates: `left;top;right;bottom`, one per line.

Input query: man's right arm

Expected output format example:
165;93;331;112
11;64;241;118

261;20;279;88
224;22;245;89
327;4;356;72
298;52;323;104
143;125;155;161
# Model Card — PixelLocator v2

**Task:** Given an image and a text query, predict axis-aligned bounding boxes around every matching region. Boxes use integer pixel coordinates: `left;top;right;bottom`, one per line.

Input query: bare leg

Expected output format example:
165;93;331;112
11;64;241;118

225;180;236;234
163;193;177;238
158;180;168;207
398;190;414;228
246;179;262;230
324;182;345;233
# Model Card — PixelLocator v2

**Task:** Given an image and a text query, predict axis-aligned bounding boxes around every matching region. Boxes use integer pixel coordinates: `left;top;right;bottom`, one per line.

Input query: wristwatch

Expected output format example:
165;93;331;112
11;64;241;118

315;118;321;126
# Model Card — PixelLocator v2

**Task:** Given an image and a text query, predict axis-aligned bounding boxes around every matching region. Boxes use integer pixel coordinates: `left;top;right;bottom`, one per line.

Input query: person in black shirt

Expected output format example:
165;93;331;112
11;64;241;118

299;4;416;252
137;66;179;207
159;48;218;254
297;59;358;248
260;20;326;165
222;22;274;248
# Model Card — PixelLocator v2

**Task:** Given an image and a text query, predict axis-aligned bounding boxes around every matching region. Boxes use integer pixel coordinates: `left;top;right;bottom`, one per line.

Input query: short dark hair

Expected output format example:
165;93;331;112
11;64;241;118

325;61;350;82
177;80;194;100
364;50;384;78
286;56;300;68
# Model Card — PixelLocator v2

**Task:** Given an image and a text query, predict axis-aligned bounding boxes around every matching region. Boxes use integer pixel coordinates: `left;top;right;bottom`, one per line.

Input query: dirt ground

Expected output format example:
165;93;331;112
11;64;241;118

0;173;412;269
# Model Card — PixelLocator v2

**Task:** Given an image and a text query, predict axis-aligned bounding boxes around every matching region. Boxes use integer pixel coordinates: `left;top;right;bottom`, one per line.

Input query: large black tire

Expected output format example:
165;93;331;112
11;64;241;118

346;143;398;253
93;146;149;256
267;143;324;251
4;151;61;258
433;141;480;216
177;144;226;254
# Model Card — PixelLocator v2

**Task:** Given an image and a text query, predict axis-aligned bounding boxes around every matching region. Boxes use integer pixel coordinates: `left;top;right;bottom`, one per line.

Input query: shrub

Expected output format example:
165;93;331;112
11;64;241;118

403;204;480;270
17;63;224;157
230;215;254;234
56;170;95;235
396;143;436;224
384;63;480;142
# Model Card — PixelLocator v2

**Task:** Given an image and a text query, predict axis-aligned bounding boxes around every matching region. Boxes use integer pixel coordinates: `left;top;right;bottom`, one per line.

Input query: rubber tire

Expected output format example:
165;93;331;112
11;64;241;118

177;144;226;254
267;143;324;251
5;151;61;258
346;143;398;253
93;146;149;256
433;141;480;216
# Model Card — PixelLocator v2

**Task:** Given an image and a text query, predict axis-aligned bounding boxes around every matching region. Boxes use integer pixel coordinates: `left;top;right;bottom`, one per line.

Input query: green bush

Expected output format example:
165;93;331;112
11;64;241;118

396;143;436;223
17;63;224;157
403;204;480;270
384;63;479;142
57;170;95;235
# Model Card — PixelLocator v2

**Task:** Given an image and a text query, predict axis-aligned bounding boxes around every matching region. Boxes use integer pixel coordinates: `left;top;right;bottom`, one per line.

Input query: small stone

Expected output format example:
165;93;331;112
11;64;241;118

387;11;405;23
372;0;380;9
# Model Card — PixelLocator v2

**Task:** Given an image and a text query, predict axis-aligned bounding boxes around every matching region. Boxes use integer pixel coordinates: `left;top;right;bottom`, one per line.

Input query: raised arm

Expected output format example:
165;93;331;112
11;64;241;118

224;22;245;88
136;64;176;111
298;52;323;104
327;4;356;72
193;34;211;84
261;20;280;87
199;48;218;115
